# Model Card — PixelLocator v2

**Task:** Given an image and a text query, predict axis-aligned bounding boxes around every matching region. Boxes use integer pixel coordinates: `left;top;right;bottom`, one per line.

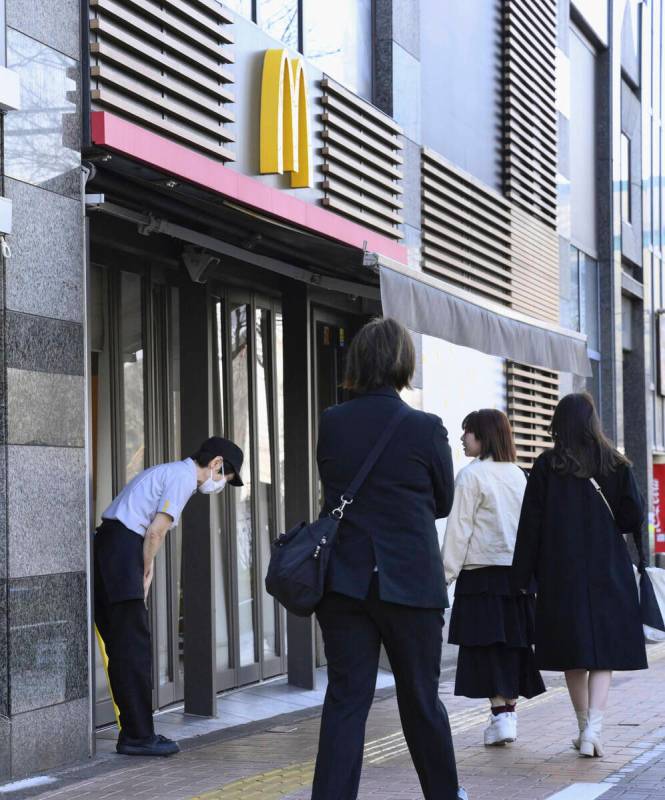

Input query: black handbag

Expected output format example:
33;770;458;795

265;404;409;617
590;477;665;632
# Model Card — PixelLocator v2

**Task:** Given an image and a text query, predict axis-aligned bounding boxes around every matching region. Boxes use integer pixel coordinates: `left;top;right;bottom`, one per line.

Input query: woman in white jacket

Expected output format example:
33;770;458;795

443;409;545;747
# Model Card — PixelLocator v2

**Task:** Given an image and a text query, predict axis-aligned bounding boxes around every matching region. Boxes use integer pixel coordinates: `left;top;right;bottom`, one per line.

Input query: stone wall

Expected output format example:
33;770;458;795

0;0;88;779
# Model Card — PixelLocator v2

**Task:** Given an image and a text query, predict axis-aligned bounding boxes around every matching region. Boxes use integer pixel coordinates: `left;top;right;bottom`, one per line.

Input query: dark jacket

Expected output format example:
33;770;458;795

511;451;647;671
317;387;454;609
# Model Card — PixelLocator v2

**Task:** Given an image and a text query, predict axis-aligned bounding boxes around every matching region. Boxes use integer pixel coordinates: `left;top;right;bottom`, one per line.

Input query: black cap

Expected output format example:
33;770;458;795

196;437;244;487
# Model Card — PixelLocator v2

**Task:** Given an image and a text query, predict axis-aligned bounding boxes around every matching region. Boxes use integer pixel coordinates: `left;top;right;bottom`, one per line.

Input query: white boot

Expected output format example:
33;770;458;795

579;709;604;757
484;711;517;746
572;710;588;750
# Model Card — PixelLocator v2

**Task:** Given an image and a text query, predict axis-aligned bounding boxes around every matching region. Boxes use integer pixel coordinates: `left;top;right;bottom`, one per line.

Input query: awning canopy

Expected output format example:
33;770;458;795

374;256;592;378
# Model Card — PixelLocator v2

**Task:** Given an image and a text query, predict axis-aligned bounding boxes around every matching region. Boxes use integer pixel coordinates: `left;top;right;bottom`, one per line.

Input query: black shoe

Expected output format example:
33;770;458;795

116;733;180;757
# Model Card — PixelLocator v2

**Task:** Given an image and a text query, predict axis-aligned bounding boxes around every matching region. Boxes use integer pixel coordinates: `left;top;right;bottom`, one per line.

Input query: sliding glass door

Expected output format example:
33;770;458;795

212;291;286;690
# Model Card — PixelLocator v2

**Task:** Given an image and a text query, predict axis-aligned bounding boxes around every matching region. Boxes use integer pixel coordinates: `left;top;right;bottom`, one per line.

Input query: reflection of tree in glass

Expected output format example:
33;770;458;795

260;0;298;49
5;32;79;187
124;354;145;482
232;306;254;576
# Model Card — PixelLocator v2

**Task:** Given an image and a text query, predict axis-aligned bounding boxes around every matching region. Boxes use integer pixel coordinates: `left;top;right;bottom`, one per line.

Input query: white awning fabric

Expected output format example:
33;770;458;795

375;257;591;378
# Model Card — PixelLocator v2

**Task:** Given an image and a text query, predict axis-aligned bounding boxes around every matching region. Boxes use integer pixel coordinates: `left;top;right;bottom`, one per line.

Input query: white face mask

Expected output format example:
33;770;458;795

198;467;227;495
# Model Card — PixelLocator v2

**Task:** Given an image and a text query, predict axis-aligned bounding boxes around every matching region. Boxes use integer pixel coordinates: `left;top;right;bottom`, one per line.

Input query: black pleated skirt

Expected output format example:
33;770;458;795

449;566;546;700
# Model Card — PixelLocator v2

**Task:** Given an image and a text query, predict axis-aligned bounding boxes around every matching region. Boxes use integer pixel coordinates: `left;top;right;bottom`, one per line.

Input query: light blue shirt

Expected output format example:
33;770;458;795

102;458;198;537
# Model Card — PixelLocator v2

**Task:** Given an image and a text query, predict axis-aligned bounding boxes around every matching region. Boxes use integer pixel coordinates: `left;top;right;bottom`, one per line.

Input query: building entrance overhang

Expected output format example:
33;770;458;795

88;111;406;267
369;253;592;379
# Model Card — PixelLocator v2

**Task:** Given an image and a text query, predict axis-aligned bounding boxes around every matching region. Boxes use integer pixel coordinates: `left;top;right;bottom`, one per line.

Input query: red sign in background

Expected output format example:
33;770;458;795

653;464;665;554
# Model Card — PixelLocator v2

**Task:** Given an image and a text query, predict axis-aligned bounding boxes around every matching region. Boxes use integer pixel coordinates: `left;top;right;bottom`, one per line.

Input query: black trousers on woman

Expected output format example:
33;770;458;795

312;576;459;800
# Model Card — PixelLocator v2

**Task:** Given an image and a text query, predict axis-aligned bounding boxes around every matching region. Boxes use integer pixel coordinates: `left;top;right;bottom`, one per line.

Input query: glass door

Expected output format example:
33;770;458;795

146;281;183;708
91;265;182;725
311;307;360;666
91;266;147;725
212;290;286;690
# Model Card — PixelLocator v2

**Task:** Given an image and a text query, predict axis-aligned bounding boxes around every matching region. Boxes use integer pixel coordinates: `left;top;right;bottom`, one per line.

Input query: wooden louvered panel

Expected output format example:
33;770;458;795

90;0;235;161
504;0;557;228
421;148;512;305
510;206;560;322
507;362;558;467
321;76;404;240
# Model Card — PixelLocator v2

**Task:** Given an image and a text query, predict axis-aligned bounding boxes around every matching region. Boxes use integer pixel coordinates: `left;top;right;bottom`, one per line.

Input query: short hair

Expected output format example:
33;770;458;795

462;409;517;463
343;317;415;394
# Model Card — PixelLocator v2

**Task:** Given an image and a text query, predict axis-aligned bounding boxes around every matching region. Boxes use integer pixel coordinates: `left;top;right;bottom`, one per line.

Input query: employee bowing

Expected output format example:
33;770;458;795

94;437;244;757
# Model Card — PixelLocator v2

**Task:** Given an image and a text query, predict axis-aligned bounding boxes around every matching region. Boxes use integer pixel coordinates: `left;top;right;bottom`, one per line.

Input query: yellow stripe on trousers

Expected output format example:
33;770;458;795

95;625;122;730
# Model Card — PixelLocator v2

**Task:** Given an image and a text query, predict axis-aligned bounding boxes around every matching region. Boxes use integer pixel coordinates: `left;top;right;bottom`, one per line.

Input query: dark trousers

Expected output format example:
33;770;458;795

312;577;459;800
94;523;154;740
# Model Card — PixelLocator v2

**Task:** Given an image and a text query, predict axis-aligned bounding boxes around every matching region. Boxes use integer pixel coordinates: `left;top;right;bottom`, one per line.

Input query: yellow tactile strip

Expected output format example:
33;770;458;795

192;763;315;800
191;644;665;799
190;688;567;799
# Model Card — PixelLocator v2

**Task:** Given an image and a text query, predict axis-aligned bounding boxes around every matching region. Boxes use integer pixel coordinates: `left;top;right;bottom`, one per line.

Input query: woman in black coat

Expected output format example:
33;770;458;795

511;392;647;758
312;318;467;800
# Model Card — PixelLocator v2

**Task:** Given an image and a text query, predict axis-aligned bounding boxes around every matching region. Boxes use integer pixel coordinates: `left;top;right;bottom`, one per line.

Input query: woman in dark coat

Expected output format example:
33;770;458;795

511;392;647;758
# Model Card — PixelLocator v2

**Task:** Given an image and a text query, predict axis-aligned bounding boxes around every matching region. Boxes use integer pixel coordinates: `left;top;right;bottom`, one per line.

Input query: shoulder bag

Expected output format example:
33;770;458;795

265;404;409;617
590;477;665;635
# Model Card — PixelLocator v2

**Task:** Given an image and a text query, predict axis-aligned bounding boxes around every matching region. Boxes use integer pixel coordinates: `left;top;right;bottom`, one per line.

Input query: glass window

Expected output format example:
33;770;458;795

622;295;633;351
213;301;232;674
120;273;145;483
561;246;581;332
231;303;257;668
259;0;299;51
256;308;279;660
224;0;252;17
621;132;632;223
4;29;80;197
303;0;373;99
276;312;285;532
580;253;600;353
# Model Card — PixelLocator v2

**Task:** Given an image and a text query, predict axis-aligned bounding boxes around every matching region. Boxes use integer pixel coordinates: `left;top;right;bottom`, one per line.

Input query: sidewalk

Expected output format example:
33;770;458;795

2;643;665;800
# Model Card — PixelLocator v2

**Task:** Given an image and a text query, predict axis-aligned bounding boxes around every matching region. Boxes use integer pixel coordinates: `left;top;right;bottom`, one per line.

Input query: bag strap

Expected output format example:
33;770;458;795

331;404;409;520
589;477;615;520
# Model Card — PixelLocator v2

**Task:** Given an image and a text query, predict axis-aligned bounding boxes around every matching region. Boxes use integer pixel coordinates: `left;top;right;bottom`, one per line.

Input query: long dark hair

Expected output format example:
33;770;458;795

462;409;517;462
548;392;629;477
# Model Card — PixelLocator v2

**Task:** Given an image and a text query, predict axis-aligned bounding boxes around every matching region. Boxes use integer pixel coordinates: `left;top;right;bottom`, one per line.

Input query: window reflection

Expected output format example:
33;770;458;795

259;0;299;51
121;273;145;482
620;132;632;223
224;0;252;18
5;29;80;193
276;313;285;532
303;0;372;99
213;301;232;673
561;245;580;333
231;304;257;667
580;253;600;353
256;308;279;660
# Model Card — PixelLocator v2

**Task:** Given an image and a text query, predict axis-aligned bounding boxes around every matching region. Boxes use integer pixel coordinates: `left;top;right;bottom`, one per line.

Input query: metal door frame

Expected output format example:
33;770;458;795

212;287;286;691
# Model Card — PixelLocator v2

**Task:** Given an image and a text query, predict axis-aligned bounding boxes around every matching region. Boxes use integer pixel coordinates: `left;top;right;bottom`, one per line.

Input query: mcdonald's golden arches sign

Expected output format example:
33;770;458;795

259;49;313;189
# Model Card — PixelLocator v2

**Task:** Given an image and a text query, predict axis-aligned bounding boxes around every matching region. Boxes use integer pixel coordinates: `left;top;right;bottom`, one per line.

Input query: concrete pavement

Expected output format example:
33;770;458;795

3;643;665;800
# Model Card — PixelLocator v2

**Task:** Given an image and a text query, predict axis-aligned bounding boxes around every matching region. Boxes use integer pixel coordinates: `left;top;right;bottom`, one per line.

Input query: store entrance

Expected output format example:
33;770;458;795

91;265;183;726
211;290;287;691
311;307;363;665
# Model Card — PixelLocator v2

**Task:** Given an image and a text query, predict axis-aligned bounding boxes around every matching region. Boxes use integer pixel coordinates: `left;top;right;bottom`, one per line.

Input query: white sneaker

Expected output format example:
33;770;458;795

484;711;517;746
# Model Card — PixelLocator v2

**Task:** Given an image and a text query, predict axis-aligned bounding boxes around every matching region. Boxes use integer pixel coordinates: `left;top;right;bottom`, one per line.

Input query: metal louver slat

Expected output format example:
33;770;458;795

507;361;558;468
421;150;512;305
504;0;557;228
321;76;403;240
89;0;235;162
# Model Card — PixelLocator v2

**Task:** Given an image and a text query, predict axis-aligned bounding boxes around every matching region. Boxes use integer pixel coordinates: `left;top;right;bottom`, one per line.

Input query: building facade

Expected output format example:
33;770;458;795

0;0;662;782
